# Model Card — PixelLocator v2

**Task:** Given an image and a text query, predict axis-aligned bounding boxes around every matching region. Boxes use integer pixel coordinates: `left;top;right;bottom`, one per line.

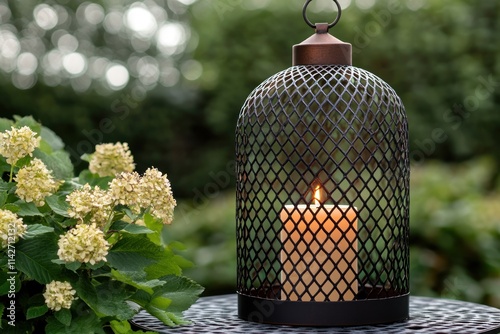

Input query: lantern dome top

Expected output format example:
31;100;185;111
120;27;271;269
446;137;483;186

292;24;352;66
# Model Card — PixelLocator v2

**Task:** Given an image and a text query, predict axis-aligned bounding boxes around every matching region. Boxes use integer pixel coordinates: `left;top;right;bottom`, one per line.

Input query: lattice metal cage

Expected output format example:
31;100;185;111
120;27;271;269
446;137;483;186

235;4;409;326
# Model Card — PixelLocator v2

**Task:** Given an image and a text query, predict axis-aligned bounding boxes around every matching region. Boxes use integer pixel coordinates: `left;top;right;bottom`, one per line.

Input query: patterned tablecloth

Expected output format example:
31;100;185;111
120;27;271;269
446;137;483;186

132;294;500;334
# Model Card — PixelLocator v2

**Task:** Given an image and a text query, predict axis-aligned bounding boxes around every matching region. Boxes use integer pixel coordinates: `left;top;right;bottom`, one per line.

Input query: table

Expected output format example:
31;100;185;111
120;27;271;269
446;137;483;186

131;294;500;334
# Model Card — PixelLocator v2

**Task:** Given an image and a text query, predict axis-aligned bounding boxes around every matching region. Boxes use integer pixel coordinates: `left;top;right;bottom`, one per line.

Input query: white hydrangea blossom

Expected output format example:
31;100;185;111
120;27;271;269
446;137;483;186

66;184;113;227
89;142;135;177
138;168;177;224
0;209;27;248
0;126;40;165
57;223;109;265
14;158;60;206
43;281;76;311
108;171;141;211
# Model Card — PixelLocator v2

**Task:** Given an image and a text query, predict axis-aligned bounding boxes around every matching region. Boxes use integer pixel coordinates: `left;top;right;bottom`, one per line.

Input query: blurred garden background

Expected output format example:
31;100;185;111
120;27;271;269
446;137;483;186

0;0;499;307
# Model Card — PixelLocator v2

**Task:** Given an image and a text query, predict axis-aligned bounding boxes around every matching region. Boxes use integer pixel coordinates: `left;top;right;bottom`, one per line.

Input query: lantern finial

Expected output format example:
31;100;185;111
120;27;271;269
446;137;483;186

302;0;342;29
293;0;352;66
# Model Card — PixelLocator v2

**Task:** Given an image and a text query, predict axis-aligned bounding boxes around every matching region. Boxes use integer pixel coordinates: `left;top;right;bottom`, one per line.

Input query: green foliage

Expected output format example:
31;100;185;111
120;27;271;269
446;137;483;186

0;117;203;333
410;157;500;306
168;193;237;295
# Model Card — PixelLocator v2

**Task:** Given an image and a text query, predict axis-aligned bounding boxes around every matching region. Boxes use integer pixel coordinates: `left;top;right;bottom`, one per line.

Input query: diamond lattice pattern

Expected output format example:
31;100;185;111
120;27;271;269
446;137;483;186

236;65;409;302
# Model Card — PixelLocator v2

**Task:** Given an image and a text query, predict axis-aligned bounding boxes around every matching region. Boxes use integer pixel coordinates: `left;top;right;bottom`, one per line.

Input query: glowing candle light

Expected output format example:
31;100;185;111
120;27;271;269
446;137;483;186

280;184;358;301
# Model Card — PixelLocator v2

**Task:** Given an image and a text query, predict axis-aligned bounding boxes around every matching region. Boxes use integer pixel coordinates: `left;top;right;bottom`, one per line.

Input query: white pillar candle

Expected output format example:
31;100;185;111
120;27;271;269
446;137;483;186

280;187;358;301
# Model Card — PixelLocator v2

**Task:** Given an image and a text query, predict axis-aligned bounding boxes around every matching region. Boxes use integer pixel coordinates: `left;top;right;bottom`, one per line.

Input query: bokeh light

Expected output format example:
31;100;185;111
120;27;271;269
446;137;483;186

156;22;188;55
63;52;87;76
33;4;58;30
1;0;197;92
84;3;105;25
105;63;129;90
125;4;158;38
16;52;38;75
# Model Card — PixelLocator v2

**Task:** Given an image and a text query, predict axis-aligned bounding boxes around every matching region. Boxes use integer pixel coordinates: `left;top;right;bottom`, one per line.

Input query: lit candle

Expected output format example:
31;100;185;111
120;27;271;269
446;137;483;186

280;185;358;301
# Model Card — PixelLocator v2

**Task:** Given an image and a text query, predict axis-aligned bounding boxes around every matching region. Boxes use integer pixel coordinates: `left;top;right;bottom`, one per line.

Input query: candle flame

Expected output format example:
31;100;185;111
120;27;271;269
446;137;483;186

313;184;321;206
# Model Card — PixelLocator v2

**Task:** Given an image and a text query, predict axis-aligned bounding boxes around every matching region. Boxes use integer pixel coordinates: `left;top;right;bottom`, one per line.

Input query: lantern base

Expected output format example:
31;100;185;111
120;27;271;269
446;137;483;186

238;292;409;326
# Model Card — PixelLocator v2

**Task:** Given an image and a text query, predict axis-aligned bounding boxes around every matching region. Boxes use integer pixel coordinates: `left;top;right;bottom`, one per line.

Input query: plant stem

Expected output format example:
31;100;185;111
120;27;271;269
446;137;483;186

9;165;14;182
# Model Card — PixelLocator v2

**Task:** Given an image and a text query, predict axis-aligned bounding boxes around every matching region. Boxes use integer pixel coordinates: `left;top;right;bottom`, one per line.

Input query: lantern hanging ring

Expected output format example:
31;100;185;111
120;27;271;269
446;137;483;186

302;0;342;29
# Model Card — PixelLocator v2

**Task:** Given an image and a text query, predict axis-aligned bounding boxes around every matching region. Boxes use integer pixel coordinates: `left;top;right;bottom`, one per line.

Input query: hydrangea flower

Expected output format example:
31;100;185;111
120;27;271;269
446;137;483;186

89;142;135;177
57;223;109;265
108;171;141;211
139;168;177;224
14;158;60;206
43;281;76;311
0;209;27;249
66;184;113;227
0;126;40;165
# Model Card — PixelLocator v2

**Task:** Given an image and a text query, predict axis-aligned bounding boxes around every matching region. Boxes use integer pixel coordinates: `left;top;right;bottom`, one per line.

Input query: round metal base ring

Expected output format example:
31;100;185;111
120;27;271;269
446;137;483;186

238;293;409;326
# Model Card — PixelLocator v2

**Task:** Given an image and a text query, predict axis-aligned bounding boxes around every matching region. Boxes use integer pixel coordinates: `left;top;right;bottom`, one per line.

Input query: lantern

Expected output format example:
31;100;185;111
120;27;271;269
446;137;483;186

235;0;409;326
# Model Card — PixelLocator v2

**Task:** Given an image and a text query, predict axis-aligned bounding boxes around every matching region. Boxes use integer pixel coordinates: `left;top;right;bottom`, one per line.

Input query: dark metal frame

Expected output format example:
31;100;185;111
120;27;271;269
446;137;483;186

235;64;409;326
235;0;409;326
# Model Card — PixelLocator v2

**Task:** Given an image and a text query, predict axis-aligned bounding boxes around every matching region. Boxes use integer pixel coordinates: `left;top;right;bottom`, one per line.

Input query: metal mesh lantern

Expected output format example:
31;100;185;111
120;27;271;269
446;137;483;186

235;0;409;326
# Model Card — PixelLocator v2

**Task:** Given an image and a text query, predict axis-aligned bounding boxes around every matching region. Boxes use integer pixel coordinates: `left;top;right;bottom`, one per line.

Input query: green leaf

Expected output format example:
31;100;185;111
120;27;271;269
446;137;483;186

152;275;204;314
1;319;32;333
111;270;165;295
145;254;182;279
0;272;8;296
0;192;7;207
110;320;131;334
39;139;53;154
16;233;62;284
110;320;157;334
144;213;163;245
26;305;49;320
107;235;182;279
54;308;71;326
24;224;54;239
2;203;18;213
15;154;32;168
80;153;92;163
130;289;150;306
34;149;73;180
0;180;14;193
110;221;154;235
168;241;187;251
13;201;43;217
0;158;10;177
13;115;42;134
106;234;164;272
45;311;105;334
45;195;71;217
143;304;180;327
172;254;194;270
0;272;19;296
150;296;171;309
78;170;112;189
142;276;203;327
64;261;81;272
75;275;136;321
0;118;13;132
41;126;65;151
85;261;105;270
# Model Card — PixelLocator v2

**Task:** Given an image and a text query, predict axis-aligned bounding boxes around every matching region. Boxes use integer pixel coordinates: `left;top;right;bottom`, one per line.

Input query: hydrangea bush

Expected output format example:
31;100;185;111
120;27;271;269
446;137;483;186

0;116;203;333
